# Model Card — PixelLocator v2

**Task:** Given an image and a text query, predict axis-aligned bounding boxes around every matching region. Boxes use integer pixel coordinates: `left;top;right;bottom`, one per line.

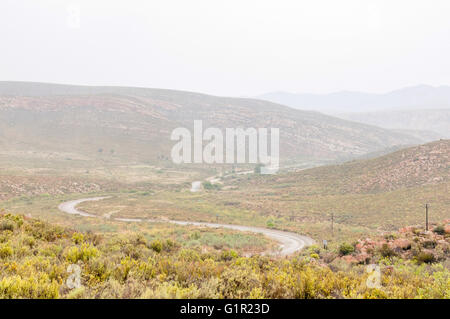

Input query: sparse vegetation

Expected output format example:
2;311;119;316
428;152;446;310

0;214;448;299
0;119;448;300
202;181;221;190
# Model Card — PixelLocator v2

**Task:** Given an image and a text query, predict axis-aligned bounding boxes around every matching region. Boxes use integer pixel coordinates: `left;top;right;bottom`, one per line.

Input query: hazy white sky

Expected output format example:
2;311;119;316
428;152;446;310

1;0;450;96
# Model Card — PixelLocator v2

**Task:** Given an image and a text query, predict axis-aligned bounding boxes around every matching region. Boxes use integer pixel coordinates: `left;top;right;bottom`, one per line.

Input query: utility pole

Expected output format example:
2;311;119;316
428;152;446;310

425;203;429;231
331;212;334;237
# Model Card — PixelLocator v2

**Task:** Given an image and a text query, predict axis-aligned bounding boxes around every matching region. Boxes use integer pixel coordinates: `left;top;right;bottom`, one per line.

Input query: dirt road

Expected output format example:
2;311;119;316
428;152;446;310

58;197;314;256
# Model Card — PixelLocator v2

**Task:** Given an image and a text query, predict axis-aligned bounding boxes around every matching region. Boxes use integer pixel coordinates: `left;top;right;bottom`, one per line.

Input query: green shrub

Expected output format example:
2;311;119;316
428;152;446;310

0;220;15;232
218;265;261;298
378;243;396;258
26;221;64;242
150;240;163;253
363;288;388;299
65;244;99;263
339;243;355;256
422;240;437;249
22;235;36;248
416;252;435;264
202;181;221;190
66;287;86;299
0;275;59;299
0;243;13;258
142;281;200;299
87;258;111;283
220;249;238;261
384;234;397;240
163;239;178;252
72;232;84;245
433;226;445;235
189;232;201;240
1;214;24;229
308;245;321;254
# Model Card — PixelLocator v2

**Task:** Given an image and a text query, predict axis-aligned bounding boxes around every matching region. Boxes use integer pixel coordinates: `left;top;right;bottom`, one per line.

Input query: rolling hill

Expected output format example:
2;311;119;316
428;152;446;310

191;140;450;239
0;82;423;167
248;139;450;194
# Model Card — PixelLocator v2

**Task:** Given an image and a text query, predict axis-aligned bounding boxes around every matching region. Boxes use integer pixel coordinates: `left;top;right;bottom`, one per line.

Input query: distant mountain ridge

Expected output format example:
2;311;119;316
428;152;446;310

257;85;450;113
338;109;450;138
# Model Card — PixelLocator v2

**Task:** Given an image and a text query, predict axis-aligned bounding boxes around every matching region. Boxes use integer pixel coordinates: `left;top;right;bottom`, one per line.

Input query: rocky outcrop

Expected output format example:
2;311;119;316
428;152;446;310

340;220;449;265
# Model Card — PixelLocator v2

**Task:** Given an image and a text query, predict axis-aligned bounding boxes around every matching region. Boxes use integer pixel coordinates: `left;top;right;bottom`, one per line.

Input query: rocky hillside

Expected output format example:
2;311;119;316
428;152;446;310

0;175;119;201
345;139;449;193
335;219;450;266
254;139;449;194
0;82;422;165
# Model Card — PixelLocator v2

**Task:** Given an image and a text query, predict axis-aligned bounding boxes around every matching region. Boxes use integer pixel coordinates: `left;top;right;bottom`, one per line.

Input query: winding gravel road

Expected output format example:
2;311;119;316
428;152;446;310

58;197;314;256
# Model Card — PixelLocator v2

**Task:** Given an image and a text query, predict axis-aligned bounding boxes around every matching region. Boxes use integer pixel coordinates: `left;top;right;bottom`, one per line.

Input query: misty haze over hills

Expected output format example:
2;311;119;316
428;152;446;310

257;85;450;113
339;109;450;139
257;85;450;139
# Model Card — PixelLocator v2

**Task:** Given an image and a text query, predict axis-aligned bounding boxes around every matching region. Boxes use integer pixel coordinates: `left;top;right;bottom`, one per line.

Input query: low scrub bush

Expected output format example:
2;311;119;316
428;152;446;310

339;243;355;256
1;213;449;299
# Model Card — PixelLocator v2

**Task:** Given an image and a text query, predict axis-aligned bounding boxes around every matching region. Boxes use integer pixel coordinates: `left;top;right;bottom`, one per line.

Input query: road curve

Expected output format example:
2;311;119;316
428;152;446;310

57;197;314;256
57;197;109;217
